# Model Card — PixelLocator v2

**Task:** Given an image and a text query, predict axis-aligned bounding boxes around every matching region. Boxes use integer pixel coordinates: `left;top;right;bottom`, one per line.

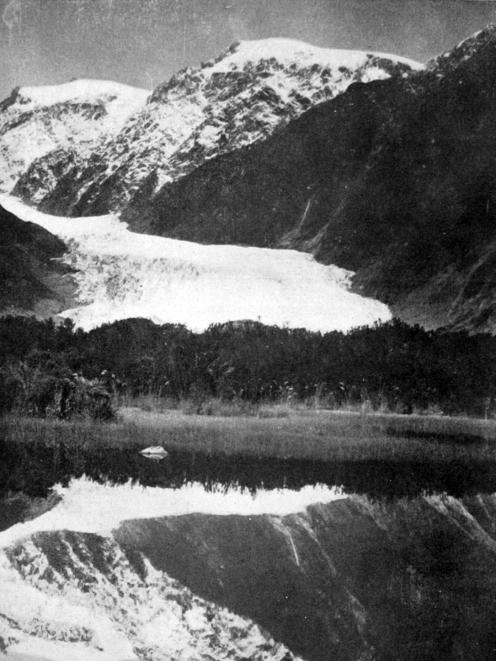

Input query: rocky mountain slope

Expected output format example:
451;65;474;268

119;25;496;333
5;39;421;217
1;531;300;660
2;477;496;660
0;203;75;318
0;79;149;200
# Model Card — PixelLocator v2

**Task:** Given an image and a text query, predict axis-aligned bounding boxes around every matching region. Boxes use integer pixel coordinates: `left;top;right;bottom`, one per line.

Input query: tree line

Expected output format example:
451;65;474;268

1;315;495;418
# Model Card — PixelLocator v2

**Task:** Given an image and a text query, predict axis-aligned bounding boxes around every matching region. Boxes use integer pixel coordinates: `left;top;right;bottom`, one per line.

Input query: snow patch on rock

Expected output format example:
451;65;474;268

0;80;149;194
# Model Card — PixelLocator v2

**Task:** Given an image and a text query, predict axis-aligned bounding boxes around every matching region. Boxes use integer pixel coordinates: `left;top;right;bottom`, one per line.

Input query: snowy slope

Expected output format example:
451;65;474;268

0;482;330;660
0;477;340;660
8;38;423;214
0;79;149;197
215;38;422;73
0;546;302;661
0;195;391;332
15;79;148;117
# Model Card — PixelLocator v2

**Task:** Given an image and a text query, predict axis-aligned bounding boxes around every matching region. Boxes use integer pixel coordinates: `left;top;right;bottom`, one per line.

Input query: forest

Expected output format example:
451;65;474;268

1;315;496;419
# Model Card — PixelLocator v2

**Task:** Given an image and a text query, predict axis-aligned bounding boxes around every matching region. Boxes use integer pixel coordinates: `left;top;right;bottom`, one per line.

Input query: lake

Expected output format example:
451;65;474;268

1;439;496;660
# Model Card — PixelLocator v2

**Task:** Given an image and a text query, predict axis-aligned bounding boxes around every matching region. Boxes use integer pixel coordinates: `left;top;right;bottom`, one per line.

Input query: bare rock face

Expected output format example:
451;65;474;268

8;29;496;332
0;39;421;217
112;494;496;661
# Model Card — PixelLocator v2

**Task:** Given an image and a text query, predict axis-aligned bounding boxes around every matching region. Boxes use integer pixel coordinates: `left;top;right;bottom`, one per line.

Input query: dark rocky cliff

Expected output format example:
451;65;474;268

0;204;76;318
113;493;496;661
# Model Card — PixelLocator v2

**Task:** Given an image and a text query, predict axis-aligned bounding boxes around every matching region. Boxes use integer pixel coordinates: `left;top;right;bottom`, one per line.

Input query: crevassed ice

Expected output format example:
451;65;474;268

0;194;391;333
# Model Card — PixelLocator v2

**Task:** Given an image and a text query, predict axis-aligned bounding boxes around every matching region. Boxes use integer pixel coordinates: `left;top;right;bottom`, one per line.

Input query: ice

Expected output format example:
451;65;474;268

0;194;392;333
0;476;337;658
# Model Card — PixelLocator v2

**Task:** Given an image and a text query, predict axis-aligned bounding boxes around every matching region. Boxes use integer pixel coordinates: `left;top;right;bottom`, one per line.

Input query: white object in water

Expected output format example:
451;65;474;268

140;446;168;458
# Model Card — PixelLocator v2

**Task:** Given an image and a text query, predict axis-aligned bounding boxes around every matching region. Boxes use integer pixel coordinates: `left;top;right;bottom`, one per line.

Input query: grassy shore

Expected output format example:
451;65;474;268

3;407;496;463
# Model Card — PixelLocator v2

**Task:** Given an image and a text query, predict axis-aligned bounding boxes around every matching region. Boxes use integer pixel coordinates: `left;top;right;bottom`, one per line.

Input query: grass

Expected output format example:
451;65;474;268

117;393;302;418
3;406;496;464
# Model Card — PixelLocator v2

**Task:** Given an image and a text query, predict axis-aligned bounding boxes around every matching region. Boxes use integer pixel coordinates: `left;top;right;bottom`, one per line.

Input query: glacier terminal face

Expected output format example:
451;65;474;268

0;195;391;333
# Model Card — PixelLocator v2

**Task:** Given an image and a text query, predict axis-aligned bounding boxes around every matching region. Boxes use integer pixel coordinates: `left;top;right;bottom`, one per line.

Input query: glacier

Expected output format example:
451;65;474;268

3;475;496;660
0;194;391;332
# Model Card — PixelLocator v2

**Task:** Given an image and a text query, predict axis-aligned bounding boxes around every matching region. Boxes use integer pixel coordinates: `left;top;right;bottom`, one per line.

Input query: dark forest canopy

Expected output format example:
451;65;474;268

1;315;496;418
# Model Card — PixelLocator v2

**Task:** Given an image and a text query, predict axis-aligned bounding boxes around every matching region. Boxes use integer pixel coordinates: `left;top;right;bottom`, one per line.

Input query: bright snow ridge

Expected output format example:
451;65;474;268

16;79;149;123
0;477;345;549
0;194;392;333
213;38;424;72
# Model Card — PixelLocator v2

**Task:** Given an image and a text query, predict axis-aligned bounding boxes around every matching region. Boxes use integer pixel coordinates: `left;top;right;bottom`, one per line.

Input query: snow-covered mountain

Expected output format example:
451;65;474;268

0;195;391;331
0;79;149;200
426;24;496;73
125;24;496;333
3;476;496;660
1;478;326;661
2;38;422;216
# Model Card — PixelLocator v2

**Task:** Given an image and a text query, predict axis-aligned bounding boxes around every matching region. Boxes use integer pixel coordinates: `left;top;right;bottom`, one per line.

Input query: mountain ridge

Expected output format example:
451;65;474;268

4;29;496;332
0;38;422;215
117;25;496;333
0;79;149;200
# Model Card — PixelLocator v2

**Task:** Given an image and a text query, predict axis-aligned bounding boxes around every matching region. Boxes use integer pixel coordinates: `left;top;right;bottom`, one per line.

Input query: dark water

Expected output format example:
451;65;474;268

2;438;496;501
3;439;496;661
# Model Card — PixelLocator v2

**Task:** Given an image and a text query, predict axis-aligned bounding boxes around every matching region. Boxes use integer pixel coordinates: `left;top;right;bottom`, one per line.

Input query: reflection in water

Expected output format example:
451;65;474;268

0;477;344;549
1;438;496;501
2;438;496;661
140;445;169;460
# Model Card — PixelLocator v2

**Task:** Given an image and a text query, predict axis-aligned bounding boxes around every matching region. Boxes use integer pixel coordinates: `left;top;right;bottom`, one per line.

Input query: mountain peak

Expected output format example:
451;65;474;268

14;79;149;114
428;23;496;71
210;37;423;73
0;78;150;196
2;38;422;215
150;38;422;107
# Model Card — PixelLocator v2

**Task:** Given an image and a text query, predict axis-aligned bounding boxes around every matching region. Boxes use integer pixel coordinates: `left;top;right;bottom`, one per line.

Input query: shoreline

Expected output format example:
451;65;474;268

2;407;496;464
